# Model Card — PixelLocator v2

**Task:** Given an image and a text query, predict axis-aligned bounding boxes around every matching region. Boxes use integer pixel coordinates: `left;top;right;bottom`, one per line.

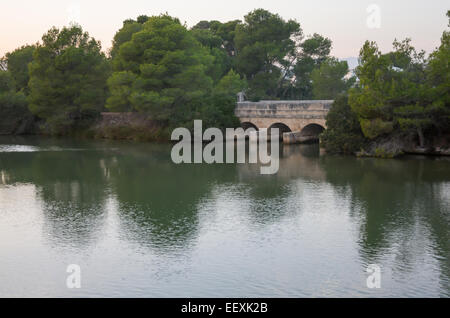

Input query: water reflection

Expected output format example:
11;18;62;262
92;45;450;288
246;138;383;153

319;156;450;295
0;136;449;297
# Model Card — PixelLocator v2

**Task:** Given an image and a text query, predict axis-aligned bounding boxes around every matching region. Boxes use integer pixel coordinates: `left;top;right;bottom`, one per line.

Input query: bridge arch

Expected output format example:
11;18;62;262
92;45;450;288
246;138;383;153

268;123;292;134
268;123;292;140
300;123;325;137
241;122;259;131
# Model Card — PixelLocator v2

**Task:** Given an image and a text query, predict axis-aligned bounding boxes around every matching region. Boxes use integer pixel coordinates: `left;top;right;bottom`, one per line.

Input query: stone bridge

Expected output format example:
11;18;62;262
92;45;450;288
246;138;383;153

235;100;333;143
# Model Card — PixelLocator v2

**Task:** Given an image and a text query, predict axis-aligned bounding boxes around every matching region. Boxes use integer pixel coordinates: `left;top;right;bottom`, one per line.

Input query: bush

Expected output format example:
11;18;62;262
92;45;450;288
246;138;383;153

360;118;394;140
199;93;241;130
321;95;366;154
28;26;110;135
0;71;34;134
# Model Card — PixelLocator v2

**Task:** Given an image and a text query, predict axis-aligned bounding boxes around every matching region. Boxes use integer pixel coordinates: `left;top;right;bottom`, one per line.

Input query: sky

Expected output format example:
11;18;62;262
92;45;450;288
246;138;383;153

0;0;448;58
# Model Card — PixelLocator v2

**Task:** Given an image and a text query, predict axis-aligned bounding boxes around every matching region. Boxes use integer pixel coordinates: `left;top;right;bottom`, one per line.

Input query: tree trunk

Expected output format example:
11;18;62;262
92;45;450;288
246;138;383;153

417;127;425;148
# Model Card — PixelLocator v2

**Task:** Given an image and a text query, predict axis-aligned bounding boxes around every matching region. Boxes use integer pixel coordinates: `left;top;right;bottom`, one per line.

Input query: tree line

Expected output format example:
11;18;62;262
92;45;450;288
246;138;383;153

322;11;449;155
0;9;353;136
0;9;448;153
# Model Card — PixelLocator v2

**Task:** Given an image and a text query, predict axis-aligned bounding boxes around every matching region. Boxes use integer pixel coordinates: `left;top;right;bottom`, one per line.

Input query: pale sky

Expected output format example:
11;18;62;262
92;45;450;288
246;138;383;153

0;0;448;58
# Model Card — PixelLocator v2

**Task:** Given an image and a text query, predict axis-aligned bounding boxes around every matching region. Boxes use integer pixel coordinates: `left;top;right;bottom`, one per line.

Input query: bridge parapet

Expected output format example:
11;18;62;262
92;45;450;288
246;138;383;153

236;100;333;120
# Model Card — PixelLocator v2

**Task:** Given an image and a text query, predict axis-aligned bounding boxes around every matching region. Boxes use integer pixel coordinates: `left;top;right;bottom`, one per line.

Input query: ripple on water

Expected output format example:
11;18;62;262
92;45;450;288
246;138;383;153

0;145;40;152
0;144;91;153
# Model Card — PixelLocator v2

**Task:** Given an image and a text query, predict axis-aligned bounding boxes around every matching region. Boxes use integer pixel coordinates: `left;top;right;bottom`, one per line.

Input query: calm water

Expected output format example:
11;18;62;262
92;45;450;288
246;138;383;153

0;136;449;298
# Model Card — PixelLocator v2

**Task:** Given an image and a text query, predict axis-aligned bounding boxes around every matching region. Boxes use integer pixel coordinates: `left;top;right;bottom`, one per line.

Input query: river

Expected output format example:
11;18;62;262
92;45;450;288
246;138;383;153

0;136;449;297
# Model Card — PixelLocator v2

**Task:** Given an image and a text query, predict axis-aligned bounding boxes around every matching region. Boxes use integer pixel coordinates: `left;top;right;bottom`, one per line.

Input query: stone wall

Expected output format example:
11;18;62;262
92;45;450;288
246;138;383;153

0;115;37;135
91;112;163;141
96;112;154;128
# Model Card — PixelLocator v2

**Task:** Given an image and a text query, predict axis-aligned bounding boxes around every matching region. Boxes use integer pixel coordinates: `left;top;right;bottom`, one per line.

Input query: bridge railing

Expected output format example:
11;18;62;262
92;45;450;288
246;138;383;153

235;100;334;119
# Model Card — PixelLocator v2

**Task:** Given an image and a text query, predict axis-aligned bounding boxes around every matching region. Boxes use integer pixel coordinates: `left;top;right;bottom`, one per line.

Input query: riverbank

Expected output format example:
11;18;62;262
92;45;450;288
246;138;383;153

0;114;37;136
86;112;168;142
0;112;169;142
2;112;449;158
355;133;450;158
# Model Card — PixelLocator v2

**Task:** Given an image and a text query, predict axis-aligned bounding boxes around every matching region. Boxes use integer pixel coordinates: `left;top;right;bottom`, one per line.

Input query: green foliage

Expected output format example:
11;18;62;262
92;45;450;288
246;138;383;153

215;70;247;96
107;14;214;127
28;26;110;135
197;70;246;130
191;27;232;83
293;34;332;99
425;15;450;133
311;58;355;99
374;147;397;159
1;9;447;144
349;39;431;143
105;71;137;112
109;16;150;61
108;9;349;127
300;33;332;63
235;9;302;100
349;41;394;125
192;19;241;58
0;71;13;92
321;95;365;154
0;70;33;134
324;10;449;151
136;15;150;24
199;93;241;130
360;118;394;140
191;28;223;49
394;105;433;130
4;45;35;94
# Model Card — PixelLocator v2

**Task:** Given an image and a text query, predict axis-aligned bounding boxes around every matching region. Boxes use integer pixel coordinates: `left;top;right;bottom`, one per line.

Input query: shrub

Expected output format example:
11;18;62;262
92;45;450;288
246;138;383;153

321;95;366;154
